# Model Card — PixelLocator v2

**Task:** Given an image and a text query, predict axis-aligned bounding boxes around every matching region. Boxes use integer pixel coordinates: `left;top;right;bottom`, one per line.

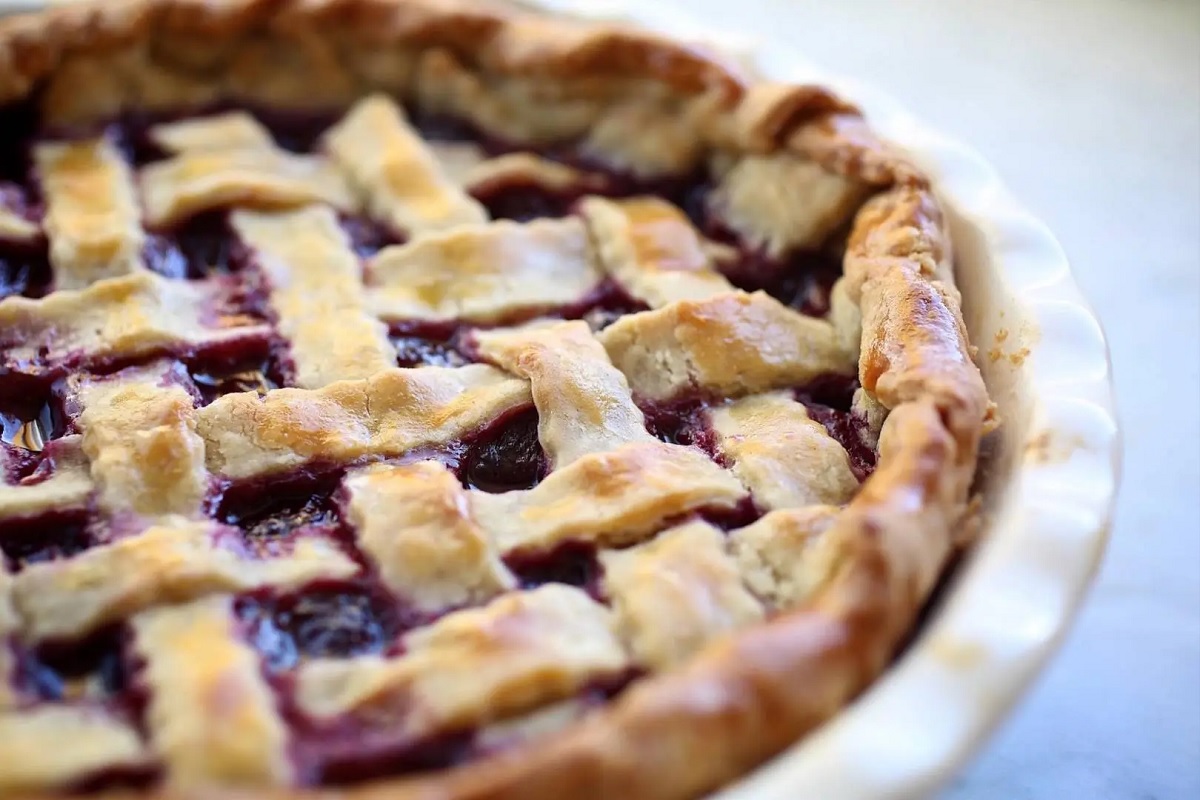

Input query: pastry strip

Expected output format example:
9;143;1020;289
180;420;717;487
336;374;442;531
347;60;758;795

474;319;652;467
601;521;764;670
344;461;516;612
233;206;394;389
472;441;746;554
325;94;487;234
295;585;627;738
12;522;357;641
198;365;531;479
709;392;859;510
367;218;600;324
35;138;145;289
134;595;293;787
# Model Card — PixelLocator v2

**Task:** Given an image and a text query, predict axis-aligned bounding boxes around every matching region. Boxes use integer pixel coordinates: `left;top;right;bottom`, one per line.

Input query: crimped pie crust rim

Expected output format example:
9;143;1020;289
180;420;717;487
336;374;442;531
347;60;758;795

574;3;1120;798
0;1;996;798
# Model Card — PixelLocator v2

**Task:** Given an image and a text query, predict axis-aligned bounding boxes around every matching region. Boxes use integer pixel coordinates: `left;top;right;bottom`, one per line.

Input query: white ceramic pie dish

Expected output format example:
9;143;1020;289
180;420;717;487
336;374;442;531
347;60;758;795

0;1;1121;797
519;1;1120;798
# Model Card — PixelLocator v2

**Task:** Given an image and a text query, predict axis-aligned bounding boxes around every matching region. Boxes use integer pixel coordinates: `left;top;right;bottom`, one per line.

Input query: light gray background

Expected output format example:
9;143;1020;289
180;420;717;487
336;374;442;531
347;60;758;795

669;1;1198;797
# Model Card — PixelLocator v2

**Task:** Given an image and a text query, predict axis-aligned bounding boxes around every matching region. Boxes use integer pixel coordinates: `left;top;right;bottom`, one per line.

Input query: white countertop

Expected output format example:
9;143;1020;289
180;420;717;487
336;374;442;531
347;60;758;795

671;0;1199;797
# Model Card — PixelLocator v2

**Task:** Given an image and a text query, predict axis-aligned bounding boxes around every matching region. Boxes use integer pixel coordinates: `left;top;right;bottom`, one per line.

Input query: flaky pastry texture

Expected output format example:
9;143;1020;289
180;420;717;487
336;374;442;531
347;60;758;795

0;1;991;799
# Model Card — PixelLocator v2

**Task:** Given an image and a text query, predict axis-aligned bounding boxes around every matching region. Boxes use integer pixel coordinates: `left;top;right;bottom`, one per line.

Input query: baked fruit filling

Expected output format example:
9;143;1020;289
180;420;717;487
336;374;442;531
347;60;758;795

0;94;877;790
0;3;993;796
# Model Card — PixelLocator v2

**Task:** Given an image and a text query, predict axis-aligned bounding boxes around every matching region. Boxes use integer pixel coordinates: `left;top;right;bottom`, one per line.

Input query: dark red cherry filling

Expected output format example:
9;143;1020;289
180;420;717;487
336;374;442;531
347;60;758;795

386;281;648;367
0;242;51;300
456;407;546;493
665;178;845;317
143;211;239;279
340;215;403;259
803;404;875;480
0;97;892;792
559;278;648;331
795;377;877;479
293;671;639;785
796;374;858;410
506;541;603;599
3;439;77;490
639;375;874;484
699;497;764;531
185;343;285;406
11;625;157;793
640;398;722;458
0;179;48;302
407;111;478;143
293;727;478;787
204;273;276;333
475;185;579;222
217;469;344;539
0;512;92;571
236;582;403;672
17;625;128;702
718;247;843;318
1;442;39;482
0;183;49;298
251;108;340;155
759;251;843;318
112;117;167;167
189;357;282;404
385;319;468;368
389;322;472;369
0;100;36;182
392;334;470;368
66;767;160;796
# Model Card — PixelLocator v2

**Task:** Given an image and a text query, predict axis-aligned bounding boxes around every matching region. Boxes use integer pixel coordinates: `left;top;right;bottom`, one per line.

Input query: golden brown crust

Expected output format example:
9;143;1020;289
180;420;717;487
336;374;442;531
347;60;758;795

0;0;913;187
0;2;992;799
788;111;927;187
733;81;859;152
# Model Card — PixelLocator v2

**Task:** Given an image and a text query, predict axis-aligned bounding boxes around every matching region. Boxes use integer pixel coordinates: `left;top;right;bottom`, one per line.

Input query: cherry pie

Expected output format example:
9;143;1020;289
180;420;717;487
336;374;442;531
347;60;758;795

0;1;993;797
